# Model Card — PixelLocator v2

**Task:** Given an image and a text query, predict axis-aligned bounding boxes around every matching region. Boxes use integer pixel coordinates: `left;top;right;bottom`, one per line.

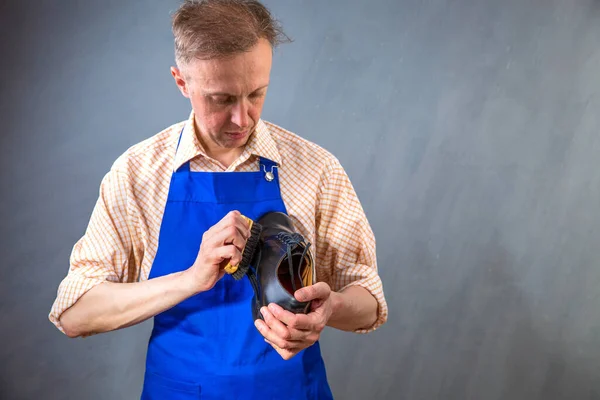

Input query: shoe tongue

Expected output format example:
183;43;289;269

277;243;308;294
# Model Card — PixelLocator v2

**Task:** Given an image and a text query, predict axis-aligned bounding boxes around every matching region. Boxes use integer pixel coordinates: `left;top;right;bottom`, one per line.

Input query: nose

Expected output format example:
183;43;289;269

231;99;250;129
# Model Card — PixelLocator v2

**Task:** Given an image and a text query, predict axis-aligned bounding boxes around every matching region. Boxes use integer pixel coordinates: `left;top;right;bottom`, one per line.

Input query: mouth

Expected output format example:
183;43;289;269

225;131;249;140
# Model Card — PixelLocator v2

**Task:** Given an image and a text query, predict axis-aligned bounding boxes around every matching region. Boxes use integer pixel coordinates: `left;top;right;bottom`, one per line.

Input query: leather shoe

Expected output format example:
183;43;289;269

247;211;315;321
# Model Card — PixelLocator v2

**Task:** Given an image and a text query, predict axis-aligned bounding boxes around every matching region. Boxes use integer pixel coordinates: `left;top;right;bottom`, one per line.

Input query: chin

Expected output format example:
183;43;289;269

221;130;251;147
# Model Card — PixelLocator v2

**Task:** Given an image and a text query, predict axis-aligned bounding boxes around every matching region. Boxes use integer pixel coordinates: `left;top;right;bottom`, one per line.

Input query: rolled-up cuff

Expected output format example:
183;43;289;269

48;274;108;335
339;277;388;334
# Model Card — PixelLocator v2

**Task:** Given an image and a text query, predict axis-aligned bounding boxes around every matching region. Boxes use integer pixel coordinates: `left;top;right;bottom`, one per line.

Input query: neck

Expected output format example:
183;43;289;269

211;149;243;169
194;121;244;169
200;139;244;169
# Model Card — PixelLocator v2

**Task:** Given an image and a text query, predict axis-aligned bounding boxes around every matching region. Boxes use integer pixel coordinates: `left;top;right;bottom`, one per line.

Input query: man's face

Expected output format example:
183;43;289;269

172;39;273;153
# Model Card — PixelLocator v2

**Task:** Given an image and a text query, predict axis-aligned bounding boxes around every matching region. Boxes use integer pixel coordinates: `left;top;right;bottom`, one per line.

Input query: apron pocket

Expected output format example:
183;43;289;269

141;371;201;400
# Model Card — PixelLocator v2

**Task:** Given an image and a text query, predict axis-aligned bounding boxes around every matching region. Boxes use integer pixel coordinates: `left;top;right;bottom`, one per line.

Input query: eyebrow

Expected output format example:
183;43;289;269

203;84;269;97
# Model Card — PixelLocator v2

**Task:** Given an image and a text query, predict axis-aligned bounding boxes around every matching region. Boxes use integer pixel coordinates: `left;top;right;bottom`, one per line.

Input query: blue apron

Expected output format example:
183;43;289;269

140;129;334;400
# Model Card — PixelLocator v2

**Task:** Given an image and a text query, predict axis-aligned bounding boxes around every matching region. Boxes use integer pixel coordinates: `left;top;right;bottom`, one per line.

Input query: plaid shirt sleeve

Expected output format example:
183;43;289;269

315;159;388;333
48;166;139;333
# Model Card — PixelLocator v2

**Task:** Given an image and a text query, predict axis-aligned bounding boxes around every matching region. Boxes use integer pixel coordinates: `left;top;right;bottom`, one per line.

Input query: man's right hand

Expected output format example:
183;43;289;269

187;210;251;293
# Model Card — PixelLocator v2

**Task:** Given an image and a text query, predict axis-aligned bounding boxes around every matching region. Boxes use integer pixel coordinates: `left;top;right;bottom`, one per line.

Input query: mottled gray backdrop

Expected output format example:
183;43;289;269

1;0;600;399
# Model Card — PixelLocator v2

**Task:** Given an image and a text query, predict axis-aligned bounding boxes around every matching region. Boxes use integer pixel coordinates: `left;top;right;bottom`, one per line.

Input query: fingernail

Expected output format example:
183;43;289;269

268;303;277;313
261;307;267;317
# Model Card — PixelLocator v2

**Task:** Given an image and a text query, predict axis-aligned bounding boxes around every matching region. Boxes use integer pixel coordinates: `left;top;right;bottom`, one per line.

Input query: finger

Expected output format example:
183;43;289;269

256;309;304;349
294;282;331;302
255;319;289;349
202;217;249;251
264;338;296;360
221;211;252;238
260;307;300;342
283;311;323;332
212;245;242;267
210;211;251;241
264;337;281;350
266;303;311;332
210;223;249;252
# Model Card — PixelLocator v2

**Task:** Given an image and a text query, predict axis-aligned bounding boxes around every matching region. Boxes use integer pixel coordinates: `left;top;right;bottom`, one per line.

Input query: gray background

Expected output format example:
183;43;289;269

1;0;600;399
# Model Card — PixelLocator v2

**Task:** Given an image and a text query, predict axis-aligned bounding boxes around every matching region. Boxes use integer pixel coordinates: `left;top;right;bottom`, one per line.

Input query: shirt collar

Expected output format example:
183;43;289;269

172;111;282;172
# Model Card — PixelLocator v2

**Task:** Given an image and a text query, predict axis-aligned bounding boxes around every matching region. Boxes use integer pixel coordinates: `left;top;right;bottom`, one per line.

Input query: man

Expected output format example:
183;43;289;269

49;0;388;398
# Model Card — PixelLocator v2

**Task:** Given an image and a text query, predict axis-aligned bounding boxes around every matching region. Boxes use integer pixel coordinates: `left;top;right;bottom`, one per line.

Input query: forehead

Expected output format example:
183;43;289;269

187;39;273;93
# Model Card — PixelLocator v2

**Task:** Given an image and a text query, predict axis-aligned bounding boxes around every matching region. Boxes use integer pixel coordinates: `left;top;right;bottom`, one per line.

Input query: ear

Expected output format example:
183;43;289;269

171;66;190;98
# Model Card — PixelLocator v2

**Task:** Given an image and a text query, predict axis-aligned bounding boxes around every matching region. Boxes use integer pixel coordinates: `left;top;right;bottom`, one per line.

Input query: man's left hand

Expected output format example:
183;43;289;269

254;282;333;360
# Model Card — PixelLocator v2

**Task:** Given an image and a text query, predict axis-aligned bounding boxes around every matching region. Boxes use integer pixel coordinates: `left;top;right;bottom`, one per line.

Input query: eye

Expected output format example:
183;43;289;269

212;95;235;105
249;91;265;101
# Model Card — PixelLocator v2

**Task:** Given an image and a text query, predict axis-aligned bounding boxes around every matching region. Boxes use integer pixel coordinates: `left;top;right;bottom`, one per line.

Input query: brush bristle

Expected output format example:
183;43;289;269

231;221;263;280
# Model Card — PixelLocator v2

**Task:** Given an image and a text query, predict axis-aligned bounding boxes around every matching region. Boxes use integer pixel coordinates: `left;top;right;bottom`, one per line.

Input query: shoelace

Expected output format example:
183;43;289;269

276;232;311;293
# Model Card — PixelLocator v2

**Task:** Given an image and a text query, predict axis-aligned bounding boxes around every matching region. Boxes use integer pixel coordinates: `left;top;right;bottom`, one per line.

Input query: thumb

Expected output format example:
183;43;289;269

295;282;329;302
